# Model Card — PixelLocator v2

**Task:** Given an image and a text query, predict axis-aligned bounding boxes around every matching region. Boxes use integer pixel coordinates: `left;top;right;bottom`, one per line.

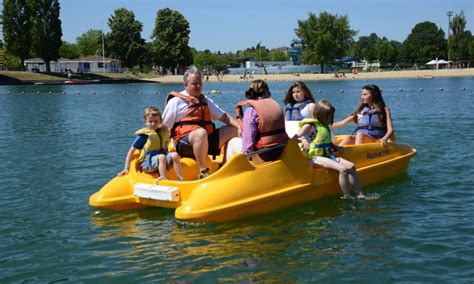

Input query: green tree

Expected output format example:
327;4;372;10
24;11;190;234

448;10;471;62
355;33;380;63
237;45;271;62
59;41;80;59
470;36;474;61
30;0;62;72
376;38;401;64
0;48;6;66
2;0;31;69
194;50;217;71
76;29;102;57
295;12;356;72
151;8;192;72
401;21;446;64
0;47;22;70
107;8;146;68
220;52;239;68
269;49;290;61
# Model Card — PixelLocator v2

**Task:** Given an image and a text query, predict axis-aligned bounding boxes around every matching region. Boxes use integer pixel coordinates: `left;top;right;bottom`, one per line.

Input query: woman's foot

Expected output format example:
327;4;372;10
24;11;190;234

357;193;366;200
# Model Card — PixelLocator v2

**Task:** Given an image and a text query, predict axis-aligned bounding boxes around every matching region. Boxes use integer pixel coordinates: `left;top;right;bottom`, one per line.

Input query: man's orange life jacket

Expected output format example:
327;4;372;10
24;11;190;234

235;98;288;149
166;92;214;141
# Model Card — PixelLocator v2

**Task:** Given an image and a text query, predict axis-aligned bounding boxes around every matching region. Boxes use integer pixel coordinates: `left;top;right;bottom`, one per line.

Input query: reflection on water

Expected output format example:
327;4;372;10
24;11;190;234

89;194;401;281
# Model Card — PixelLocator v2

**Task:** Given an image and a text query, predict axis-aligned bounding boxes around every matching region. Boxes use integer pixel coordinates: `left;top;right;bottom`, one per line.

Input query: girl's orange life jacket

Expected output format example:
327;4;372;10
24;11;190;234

235;98;288;149
165;92;215;141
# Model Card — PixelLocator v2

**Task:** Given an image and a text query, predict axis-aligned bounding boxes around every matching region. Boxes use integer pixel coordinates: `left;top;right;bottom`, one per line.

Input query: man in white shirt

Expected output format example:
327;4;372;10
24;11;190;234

161;66;241;178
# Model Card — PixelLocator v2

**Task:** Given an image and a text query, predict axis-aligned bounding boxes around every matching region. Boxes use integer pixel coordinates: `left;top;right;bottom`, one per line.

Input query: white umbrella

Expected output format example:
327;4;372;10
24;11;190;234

426;59;438;65
437;59;449;64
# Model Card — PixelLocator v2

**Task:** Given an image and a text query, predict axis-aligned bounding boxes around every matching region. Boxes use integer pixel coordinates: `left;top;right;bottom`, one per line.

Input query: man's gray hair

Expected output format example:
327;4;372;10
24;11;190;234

183;66;201;85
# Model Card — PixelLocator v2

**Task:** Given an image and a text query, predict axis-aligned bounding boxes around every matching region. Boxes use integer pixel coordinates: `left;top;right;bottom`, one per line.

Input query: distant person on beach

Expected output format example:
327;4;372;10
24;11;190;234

118;106;183;181
332;84;394;146
294;99;365;199
162;66;241;179
232;79;289;164
284;81;316;120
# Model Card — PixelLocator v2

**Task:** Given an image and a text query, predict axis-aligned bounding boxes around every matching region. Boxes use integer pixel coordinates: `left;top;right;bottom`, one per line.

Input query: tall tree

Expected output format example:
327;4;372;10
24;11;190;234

401;21;446;64
151;8;192;72
355;33;380;63
295;12;356;73
448;10;471;62
2;0;31;69
30;0;62;72
269;49;290;61
376;39;401;65
59;41;80;59
107;8;146;68
76;29;102;57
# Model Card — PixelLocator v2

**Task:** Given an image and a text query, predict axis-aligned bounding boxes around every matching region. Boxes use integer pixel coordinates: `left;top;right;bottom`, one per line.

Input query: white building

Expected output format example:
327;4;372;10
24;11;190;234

25;55;122;73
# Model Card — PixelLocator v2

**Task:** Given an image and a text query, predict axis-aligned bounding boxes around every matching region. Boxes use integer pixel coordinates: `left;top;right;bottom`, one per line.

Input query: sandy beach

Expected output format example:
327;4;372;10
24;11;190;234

148;68;474;84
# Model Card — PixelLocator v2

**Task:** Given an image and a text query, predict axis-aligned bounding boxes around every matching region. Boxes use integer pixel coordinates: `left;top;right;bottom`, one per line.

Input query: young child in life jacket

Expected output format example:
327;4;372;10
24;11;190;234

284;81;316;121
332;84;394;146
117;106;183;181
295;100;365;199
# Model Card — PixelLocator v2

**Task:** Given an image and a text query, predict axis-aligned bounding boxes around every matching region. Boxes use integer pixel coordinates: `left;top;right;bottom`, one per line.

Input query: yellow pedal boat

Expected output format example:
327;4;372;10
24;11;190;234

89;136;416;222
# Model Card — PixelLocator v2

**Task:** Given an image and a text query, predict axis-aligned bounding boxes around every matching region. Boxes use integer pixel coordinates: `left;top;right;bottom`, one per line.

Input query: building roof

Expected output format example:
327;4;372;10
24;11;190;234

25;55;120;63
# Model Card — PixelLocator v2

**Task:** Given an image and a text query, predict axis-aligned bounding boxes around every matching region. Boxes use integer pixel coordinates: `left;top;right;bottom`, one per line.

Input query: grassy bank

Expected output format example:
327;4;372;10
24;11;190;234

0;71;145;85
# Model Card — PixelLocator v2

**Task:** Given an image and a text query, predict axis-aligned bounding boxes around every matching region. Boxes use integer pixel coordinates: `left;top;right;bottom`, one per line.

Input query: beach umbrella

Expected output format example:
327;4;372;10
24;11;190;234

426;59;438;65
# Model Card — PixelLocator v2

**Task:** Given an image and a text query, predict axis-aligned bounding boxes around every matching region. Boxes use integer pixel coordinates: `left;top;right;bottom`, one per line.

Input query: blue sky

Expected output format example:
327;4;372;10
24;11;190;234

59;0;473;52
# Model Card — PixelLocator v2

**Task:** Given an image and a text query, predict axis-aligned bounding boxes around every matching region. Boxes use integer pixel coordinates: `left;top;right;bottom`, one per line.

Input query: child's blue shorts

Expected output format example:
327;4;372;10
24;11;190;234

141;153;174;172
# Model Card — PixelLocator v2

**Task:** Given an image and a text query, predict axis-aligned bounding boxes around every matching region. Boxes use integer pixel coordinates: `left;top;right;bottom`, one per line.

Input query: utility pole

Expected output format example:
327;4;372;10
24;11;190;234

446;11;454;68
258;41;262;66
102;22;106;73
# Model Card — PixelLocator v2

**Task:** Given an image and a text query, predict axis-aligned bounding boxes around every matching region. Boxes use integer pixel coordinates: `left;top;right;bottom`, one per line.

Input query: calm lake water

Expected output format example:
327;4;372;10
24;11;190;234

1;77;473;282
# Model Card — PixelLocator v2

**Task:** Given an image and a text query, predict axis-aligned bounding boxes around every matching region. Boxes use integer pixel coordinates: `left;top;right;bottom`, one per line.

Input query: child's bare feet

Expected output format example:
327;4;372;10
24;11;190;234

357;193;366;200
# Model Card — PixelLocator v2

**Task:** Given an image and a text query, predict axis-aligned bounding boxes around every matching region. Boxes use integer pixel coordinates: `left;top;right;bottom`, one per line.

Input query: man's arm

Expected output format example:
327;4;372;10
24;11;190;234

219;112;242;137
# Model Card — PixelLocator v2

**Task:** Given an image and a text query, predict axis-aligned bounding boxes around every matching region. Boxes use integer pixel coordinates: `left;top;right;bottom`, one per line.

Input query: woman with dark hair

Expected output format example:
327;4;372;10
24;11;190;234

234;79;289;163
332;84;394;146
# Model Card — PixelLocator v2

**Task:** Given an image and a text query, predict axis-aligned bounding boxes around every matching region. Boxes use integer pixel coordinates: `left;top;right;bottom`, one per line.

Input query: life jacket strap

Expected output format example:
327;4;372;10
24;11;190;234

355;125;386;131
173;120;214;128
259;128;286;137
315;142;332;149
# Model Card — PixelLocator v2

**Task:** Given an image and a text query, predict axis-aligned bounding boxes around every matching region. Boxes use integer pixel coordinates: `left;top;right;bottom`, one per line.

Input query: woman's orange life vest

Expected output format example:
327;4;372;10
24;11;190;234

235;98;288;149
165;92;214;141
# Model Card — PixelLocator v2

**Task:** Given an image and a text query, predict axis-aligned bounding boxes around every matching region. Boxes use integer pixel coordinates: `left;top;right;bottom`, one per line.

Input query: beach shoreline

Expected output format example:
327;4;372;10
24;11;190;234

148;68;474;84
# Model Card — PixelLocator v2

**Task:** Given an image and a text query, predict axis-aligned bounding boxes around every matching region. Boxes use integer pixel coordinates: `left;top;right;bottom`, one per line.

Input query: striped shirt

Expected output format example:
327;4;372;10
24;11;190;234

241;107;259;153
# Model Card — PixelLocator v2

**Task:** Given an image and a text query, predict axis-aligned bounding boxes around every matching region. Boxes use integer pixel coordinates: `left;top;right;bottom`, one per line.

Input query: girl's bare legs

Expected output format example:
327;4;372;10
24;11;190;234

170;152;183;180
339;136;354;146
157;154;167;179
355;132;378;145
311;157;352;197
338;158;365;198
